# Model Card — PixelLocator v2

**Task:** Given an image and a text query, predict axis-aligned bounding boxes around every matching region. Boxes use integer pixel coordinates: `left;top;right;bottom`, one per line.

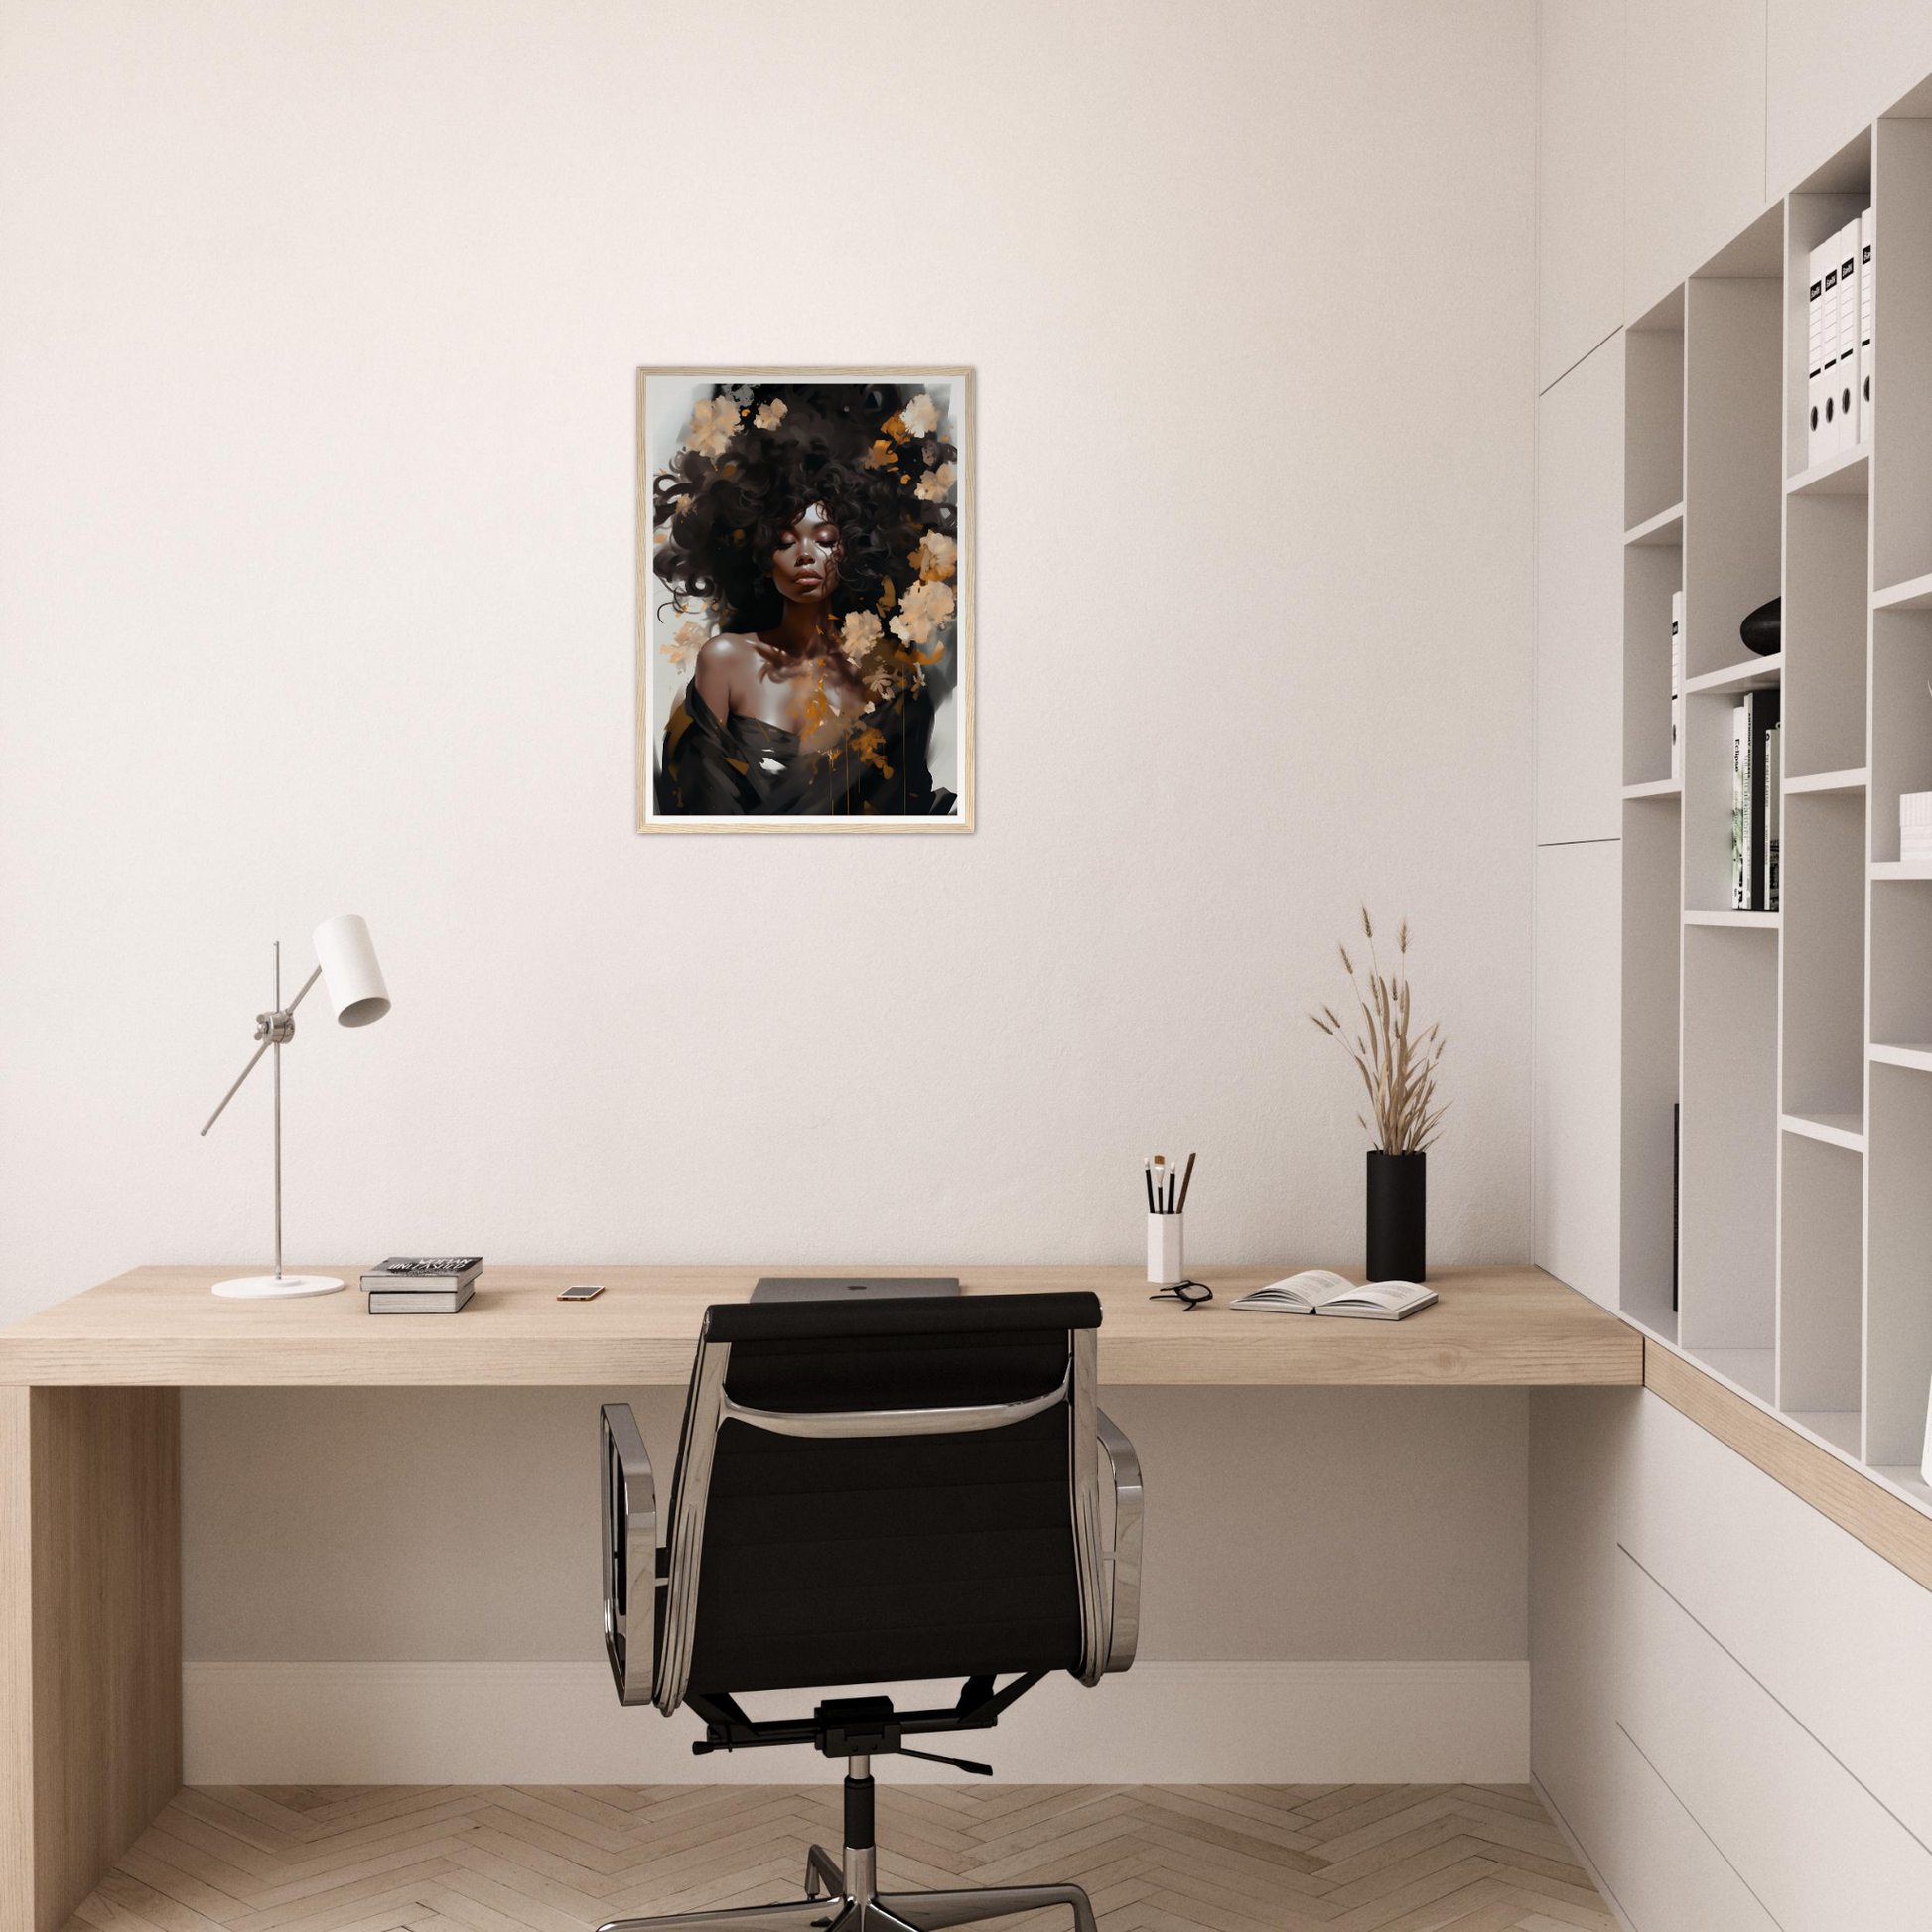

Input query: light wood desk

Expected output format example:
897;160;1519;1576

0;1262;1636;1932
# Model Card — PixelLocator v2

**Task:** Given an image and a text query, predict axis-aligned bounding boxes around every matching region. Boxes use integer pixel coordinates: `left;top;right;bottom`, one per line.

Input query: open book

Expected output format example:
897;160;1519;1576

1230;1270;1438;1320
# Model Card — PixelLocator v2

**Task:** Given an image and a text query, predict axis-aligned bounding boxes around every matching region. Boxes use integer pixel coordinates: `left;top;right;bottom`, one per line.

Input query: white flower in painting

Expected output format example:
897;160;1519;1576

662;619;709;670
914;461;956;502
686;395;741;457
901;393;938;438
754;398;788;430
888;577;955;646
839;610;883;662
730;384;755;406
760;755;785;773
911;530;957;581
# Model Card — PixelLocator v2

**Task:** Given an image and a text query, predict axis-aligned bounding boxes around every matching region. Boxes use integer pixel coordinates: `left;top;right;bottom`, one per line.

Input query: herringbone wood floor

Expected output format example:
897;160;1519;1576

65;1784;1617;1932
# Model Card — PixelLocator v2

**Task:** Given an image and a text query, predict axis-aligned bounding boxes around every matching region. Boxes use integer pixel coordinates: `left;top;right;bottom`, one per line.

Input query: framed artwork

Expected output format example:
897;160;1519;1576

635;367;974;833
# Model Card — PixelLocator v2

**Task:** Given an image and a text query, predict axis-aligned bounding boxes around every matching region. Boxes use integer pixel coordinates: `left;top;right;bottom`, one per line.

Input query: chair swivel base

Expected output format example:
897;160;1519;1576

595;1842;1098;1932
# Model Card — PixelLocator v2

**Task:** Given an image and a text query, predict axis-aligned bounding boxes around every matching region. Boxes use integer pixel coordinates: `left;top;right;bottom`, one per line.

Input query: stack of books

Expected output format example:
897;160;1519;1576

1729;692;1781;911
1807;209;1873;465
361;1256;483;1313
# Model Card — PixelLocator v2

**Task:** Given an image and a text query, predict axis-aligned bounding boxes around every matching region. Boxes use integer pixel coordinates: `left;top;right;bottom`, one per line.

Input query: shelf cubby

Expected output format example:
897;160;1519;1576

1784;494;1868;777
1872;115;1932;594
1777;1132;1863;1426
1619;793;1683;1341
1623;538;1681;788
1625;288;1684;533
1678;925;1778;1362
1781;791;1865;1119
1869;608;1932;861
1869;873;1932;1050
1866;1062;1932;1466
1684;242;1782;684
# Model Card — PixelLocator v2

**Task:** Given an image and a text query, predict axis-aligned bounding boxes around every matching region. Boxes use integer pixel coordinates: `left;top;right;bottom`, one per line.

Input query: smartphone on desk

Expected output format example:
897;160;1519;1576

558;1283;605;1301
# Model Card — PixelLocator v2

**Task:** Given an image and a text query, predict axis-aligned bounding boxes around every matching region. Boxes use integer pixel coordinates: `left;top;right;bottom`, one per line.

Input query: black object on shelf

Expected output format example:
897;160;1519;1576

1740;595;1780;657
1366;1150;1426;1282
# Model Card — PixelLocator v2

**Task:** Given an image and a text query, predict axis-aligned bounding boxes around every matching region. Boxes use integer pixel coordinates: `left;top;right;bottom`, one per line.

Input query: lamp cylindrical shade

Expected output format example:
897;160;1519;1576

312;914;390;1028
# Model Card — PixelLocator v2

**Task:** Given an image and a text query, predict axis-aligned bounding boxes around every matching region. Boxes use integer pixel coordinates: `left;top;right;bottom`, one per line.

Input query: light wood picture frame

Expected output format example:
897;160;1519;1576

635;367;974;833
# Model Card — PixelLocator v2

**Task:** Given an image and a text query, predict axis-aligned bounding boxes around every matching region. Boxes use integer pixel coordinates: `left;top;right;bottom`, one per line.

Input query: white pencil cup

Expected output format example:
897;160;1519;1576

1148;1213;1185;1286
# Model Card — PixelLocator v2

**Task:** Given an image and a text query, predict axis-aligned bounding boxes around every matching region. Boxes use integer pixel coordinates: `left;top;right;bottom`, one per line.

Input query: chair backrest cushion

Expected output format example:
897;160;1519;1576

678;1291;1100;1696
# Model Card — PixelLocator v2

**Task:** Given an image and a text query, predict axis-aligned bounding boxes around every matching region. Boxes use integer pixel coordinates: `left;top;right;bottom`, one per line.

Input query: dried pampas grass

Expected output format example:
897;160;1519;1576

1310;907;1449;1154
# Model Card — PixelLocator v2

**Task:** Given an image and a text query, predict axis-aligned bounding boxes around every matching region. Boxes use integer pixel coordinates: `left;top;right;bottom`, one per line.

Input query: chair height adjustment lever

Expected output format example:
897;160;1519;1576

895;1745;993;1776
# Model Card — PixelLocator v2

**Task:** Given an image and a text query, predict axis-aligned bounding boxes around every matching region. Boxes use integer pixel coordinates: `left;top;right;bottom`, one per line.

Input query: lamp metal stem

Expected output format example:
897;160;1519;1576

273;942;283;1281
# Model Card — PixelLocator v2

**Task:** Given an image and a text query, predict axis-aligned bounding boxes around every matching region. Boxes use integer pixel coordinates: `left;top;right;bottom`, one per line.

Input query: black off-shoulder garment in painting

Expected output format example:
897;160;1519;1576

655;678;958;818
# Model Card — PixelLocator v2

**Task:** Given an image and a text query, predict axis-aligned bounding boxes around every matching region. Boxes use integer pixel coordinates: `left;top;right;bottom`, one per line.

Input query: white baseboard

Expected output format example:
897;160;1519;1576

183;1659;1528;1786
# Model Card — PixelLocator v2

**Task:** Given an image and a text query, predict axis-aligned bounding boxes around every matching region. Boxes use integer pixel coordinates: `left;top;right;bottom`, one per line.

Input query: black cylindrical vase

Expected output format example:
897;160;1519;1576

1366;1150;1427;1282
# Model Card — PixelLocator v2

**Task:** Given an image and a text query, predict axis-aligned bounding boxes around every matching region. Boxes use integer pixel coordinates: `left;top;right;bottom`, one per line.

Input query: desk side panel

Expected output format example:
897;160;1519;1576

28;1388;182;1932
1;1390;31;1932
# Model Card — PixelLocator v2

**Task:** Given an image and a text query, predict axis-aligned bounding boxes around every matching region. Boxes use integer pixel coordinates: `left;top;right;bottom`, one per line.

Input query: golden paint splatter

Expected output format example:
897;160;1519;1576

853;727;894;781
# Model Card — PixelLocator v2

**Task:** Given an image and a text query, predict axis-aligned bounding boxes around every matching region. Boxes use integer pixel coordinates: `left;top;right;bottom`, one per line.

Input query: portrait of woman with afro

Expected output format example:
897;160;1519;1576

637;372;970;827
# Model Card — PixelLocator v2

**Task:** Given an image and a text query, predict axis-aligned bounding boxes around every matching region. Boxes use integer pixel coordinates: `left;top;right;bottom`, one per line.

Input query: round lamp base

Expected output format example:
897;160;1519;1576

210;1274;345;1300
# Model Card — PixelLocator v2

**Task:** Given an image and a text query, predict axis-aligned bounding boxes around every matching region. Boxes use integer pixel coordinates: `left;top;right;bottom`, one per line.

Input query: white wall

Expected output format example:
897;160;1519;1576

0;0;1540;1771
0;0;1537;1312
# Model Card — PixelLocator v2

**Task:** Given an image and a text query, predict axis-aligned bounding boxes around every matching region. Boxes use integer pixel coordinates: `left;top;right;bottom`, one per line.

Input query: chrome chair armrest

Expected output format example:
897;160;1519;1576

1095;1407;1143;1673
601;1403;658;1707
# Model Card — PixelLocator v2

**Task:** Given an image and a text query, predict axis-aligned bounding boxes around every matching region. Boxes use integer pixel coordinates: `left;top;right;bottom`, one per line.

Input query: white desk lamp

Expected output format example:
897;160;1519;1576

200;913;391;1299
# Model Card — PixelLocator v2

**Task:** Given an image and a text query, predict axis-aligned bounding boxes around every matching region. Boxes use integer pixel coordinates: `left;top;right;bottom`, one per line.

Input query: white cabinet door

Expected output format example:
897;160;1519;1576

1537;336;1624;844
1625;0;1769;318
1534;840;1621;1307
1622;1390;1932;1852
1617;1546;1932;1930
1538;0;1624;390
1768;0;1932;194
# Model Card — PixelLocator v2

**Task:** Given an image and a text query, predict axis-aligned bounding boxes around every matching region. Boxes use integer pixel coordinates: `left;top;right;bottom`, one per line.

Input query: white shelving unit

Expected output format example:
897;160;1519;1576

1619;107;1932;1515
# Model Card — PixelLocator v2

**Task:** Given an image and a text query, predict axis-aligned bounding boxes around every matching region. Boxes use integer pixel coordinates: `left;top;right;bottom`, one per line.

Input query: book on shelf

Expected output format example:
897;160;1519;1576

369;1282;475;1315
1807;239;1828;466
1837;218;1861;455
1671;1102;1680;1316
1817;236;1845;459
360;1256;483;1292
1730;703;1748;907
1229;1270;1437;1320
1765;720;1781;912
1748;690;1780;910
1670;590;1683;781
1861;207;1874;443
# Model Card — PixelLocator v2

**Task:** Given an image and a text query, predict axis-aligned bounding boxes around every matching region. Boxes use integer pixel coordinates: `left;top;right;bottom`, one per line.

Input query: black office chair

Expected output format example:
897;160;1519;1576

597;1291;1143;1932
